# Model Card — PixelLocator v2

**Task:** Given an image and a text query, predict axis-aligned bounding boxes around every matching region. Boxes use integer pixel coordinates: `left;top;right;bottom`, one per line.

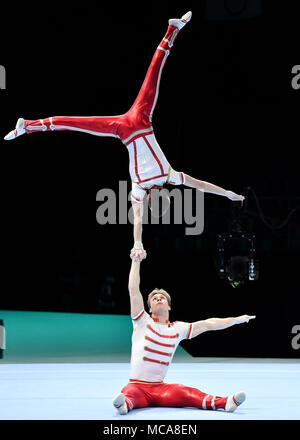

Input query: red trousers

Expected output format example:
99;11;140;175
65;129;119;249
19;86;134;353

24;25;180;144
121;382;228;411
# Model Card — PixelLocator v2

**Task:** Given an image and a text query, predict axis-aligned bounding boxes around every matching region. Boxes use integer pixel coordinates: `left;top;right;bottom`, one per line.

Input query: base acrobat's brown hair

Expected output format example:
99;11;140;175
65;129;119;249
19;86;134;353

147;288;171;310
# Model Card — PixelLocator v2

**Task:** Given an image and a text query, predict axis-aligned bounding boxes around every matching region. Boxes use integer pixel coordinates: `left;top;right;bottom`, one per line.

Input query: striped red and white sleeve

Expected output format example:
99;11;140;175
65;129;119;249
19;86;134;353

167;169;185;186
131;309;150;328
175;321;194;341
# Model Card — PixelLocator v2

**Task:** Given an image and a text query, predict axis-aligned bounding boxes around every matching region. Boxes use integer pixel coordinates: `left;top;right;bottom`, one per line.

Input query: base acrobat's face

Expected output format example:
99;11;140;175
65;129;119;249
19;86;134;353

149;293;171;315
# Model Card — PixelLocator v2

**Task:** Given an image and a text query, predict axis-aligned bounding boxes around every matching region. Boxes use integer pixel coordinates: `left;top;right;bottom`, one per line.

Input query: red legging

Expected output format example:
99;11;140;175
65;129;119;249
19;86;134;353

24;25;180;144
121;382;228;411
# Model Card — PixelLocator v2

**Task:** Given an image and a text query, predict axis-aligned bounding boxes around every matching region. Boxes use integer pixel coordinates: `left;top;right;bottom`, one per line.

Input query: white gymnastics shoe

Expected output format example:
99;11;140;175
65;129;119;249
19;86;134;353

4;118;25;140
169;11;192;30
225;391;246;412
113;392;128;415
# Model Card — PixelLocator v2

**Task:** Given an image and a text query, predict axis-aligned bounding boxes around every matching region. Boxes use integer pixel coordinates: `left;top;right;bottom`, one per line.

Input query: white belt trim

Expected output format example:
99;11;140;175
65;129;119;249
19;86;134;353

211;396;216;410
202;395;208;410
123;126;153;145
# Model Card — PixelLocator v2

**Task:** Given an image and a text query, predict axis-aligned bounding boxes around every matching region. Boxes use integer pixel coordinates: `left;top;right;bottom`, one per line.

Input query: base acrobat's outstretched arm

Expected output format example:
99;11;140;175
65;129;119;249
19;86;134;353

184;173;245;201
191;315;256;338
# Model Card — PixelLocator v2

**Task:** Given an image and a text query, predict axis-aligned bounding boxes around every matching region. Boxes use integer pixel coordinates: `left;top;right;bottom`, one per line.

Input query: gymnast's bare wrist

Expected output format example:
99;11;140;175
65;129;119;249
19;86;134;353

134;241;144;250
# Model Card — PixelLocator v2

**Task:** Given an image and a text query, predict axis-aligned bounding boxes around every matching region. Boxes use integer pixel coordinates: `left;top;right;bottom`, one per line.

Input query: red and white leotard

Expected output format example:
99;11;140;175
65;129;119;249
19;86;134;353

119;310;228;412
124;130;185;203
22;24;185;203
129;309;193;383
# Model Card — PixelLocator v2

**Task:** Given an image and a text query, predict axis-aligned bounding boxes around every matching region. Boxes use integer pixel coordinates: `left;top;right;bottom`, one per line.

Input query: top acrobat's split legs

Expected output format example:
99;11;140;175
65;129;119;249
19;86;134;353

3;11;192;142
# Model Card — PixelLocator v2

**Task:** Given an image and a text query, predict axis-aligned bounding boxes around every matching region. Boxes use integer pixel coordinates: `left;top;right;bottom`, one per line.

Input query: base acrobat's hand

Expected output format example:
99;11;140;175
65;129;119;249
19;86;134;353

4;118;26;140
130;248;147;262
226;191;245;202
236;315;256;324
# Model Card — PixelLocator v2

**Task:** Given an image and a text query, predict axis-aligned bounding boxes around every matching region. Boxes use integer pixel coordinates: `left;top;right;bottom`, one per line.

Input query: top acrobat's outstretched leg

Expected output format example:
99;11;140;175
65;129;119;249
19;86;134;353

3;114;121;141
124;11;192;130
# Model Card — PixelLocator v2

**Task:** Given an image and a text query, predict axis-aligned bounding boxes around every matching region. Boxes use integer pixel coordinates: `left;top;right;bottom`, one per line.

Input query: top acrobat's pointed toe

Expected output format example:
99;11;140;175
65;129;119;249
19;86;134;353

4;118;25;140
169;11;192;30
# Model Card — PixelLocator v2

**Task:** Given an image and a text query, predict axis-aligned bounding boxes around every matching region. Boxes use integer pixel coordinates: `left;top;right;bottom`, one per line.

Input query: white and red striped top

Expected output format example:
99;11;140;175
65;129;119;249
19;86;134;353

125;129;185;203
129;309;193;383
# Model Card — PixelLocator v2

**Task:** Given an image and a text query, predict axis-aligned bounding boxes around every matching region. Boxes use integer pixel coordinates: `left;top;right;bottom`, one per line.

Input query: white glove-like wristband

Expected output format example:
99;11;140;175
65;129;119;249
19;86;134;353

134;241;144;250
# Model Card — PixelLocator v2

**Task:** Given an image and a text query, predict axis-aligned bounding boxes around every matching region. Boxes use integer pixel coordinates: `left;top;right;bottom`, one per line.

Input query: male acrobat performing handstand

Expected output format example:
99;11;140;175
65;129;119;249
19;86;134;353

113;257;255;414
4;11;244;261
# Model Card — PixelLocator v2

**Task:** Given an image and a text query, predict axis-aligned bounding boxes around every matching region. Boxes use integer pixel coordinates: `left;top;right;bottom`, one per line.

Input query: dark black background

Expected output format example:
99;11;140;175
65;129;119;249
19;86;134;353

1;1;299;358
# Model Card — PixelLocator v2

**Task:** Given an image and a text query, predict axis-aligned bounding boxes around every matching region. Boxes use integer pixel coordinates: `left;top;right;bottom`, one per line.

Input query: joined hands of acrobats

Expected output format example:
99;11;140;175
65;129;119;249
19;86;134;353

130;244;147;263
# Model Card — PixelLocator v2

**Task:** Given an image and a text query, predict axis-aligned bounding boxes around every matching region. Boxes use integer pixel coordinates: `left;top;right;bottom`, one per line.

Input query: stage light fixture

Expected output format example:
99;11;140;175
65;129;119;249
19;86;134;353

216;196;259;288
